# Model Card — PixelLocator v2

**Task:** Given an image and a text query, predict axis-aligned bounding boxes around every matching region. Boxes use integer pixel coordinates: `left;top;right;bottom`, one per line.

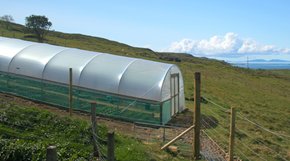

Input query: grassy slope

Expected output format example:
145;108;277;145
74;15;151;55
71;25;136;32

1;21;290;160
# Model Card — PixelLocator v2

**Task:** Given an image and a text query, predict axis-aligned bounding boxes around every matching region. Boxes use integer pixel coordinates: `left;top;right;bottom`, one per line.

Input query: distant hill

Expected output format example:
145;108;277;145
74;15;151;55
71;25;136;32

249;59;290;62
248;59;266;62
269;59;290;62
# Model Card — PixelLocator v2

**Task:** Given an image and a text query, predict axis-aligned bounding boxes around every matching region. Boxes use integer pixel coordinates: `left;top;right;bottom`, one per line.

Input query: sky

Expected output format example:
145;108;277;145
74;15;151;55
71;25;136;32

1;0;290;62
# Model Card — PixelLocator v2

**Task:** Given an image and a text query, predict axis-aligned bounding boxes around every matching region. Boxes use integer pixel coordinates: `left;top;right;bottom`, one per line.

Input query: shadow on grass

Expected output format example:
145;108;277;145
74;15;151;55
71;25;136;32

201;115;218;129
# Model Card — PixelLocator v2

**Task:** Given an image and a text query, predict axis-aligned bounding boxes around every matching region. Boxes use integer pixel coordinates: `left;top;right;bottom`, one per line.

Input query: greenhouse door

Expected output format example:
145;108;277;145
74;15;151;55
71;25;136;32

170;73;180;116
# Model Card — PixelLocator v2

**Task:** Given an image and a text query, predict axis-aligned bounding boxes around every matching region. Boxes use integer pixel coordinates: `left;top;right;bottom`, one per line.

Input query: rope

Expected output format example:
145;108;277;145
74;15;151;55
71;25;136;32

202;97;229;112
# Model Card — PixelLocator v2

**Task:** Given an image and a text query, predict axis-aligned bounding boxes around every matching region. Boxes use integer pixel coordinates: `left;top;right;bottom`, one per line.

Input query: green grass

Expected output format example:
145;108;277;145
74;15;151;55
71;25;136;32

0;101;95;160
1;21;290;160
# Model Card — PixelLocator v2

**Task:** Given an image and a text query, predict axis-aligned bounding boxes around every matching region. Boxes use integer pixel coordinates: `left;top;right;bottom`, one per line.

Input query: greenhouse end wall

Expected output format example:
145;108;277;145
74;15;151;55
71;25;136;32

0;71;172;124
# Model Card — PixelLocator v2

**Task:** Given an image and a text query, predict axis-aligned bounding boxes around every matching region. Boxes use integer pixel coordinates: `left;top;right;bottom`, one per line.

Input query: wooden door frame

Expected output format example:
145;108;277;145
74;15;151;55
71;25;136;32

170;73;180;115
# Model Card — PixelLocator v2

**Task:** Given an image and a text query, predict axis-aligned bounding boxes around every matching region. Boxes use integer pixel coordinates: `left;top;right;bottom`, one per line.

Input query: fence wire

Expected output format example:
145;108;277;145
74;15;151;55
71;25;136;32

202;96;290;161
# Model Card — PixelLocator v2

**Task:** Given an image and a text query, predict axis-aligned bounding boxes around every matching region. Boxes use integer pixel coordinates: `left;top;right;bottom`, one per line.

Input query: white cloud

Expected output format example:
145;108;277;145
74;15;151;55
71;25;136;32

165;33;290;57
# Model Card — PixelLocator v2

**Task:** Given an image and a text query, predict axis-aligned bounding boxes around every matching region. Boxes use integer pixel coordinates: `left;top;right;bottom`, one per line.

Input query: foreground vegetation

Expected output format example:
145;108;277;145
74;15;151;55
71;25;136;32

0;21;290;160
0;99;184;161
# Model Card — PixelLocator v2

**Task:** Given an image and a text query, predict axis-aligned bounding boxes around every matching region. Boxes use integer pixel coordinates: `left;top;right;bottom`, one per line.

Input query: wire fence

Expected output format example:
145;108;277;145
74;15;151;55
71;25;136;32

91;130;108;161
201;96;290;161
198;96;230;161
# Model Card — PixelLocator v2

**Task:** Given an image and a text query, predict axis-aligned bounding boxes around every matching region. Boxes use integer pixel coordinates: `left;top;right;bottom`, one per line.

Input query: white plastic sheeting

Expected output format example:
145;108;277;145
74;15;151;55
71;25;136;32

43;49;99;85
0;37;185;109
0;37;9;42
118;60;172;101
0;39;36;72
9;44;67;78
79;54;135;94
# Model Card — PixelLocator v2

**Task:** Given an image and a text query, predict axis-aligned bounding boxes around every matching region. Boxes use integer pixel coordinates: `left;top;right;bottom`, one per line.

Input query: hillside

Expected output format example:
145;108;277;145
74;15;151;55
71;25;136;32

0;21;290;160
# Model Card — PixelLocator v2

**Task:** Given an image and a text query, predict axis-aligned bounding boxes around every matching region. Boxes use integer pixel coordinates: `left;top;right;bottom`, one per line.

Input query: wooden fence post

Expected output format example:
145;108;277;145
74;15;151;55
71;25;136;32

193;72;201;159
46;146;57;161
163;127;166;142
69;68;73;116
228;107;236;161
91;102;99;158
107;131;115;161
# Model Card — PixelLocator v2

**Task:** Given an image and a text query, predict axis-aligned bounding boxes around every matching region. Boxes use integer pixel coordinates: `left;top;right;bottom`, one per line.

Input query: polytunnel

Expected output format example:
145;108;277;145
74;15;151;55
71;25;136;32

0;36;185;124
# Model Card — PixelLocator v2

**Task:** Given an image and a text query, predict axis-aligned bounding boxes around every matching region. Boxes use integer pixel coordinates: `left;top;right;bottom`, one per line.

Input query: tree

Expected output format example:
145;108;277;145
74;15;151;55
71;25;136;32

25;15;52;42
0;15;14;29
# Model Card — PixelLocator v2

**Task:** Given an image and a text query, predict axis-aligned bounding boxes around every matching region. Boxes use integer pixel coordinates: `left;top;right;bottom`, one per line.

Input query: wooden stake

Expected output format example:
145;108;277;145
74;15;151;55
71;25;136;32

69;68;73;116
163;127;166;142
91;102;99;158
46;146;57;161
107;131;115;161
228;107;236;161
193;72;201;159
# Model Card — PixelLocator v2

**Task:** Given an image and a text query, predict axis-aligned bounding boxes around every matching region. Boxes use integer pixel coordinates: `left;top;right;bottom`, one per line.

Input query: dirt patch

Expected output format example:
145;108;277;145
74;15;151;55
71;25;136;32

167;109;193;127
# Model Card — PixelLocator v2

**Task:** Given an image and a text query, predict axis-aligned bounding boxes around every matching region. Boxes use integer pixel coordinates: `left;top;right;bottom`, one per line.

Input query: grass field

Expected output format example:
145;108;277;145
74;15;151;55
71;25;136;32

0;21;289;160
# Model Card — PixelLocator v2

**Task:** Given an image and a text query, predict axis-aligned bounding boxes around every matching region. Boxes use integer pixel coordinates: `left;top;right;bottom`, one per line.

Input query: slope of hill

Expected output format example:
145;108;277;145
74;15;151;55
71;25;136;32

1;21;289;160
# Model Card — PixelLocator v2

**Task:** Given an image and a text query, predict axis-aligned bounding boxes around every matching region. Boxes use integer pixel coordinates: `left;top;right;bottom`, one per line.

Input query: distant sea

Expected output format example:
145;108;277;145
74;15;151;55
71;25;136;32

231;63;290;69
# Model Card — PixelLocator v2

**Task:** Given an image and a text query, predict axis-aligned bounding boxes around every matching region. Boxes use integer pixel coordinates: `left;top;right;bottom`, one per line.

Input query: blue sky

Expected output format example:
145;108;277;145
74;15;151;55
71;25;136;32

1;0;290;61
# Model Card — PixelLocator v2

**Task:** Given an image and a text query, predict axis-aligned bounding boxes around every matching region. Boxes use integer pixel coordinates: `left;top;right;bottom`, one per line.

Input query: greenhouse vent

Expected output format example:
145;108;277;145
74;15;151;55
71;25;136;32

0;36;185;124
